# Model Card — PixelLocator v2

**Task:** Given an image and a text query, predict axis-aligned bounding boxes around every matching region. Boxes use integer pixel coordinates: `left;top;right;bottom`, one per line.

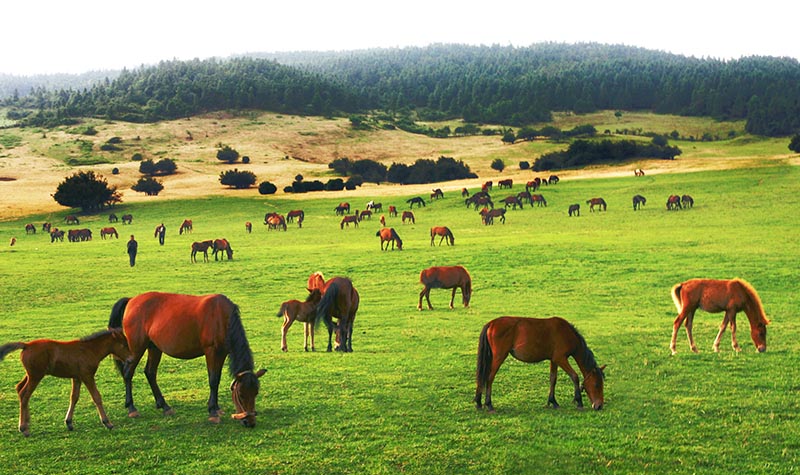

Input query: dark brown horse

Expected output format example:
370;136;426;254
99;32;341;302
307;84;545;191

25;223;35;234
430;188;444;200
212;238;234;260
568;204;580;217
498;179;513;189
480;207;506;225
418;265;472;310
190;240;214;263
632;194;646;211
287;209;305;223
65;215;80;225
388;205;398;217
681;194;694;208
501;196;523;209
108;293;266;426
121;214;133;224
586;197;606;212
308;272;360;352
670;278;770;355
245;221;252;233
666;195;682;210
376;227;403;250
340;214;359;229
401;211;415;224
531;194;547;207
108;213;118;223
406;196;426;208
430;226;454;246
334;202;350;215
276;288;323;352
179;219;193;235
474;316;605;412
0;329;131;436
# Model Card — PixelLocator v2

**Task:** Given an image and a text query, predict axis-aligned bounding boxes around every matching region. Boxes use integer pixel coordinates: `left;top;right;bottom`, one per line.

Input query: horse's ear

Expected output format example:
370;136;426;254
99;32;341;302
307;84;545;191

255;369;266;378
599;365;607;373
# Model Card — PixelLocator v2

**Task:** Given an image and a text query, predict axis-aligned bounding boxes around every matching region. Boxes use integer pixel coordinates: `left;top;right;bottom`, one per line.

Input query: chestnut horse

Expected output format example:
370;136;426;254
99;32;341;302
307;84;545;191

670;278;770;355
430;226;454;246
190;240;214;263
108;293;266;426
179;219;193;235
376;227;403;250
401;211;415;224
418;265;471;310
212;238;234;260
276;288;323;352
0;329;131;436
586;197;606;212
308;272;360;352
474;316;605;412
100;227;119;239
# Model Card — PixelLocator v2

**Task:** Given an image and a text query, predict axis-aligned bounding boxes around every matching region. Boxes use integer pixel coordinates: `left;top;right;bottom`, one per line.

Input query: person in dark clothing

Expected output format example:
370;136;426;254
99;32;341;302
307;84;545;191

156;223;166;245
127;234;138;267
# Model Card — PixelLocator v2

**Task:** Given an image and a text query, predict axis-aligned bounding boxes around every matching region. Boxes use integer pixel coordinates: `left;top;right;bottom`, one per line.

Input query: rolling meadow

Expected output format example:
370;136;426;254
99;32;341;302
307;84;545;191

0;159;798;474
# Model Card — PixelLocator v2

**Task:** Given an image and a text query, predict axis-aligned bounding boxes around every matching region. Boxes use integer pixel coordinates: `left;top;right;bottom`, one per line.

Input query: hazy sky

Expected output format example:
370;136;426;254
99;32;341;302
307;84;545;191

3;1;797;75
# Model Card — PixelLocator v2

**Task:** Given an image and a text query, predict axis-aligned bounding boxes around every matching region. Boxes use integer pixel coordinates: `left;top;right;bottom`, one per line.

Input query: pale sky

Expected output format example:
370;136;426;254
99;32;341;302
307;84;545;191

3;0;798;75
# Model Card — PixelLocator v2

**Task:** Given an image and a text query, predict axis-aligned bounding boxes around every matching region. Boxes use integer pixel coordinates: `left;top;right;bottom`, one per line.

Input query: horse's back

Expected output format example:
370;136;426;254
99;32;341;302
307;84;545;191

678;278;749;313
420;265;469;287
486;316;576;362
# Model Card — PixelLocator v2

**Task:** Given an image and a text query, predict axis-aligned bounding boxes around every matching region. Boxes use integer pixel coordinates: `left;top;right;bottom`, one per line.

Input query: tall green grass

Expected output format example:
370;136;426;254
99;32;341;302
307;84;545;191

0;166;798;474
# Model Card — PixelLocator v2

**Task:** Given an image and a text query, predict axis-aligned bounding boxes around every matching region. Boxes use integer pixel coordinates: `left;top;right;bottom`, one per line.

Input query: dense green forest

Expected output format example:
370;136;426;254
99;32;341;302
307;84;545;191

4;43;800;136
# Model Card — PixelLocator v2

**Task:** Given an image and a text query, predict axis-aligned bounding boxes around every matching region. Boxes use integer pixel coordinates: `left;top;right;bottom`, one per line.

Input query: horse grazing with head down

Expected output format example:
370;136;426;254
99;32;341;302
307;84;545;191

669;278;770;355
430;226;454;246
401;211;415;224
0;329;131;436
212;238;234;260
418;265;471;310
179;219;193;235
666;195;682;210
407;197;426;208
376;227;403;250
474;316;605;412
340;214;359;229
101;227;119;239
586;198;606;212
632;195;646;211
276;288;323;352
308;272;360;352
108;293;266;426
568;204;580;217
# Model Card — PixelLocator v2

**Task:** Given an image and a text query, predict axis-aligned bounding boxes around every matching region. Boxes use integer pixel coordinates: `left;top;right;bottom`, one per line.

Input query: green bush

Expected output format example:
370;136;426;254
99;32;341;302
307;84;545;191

258;181;278;195
220;169;256;189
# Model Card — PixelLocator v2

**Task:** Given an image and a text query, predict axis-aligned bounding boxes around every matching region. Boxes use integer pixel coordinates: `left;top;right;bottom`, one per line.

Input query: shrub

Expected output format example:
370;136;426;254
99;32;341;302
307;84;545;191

52;170;119;211
216;144;240;164
131;177;164;196
220;169;256;189
131;153;143;161
258;181;278;195
491;159;505;172
519;161;530;170
242;156;250;164
324;178;345;191
112;167;119;175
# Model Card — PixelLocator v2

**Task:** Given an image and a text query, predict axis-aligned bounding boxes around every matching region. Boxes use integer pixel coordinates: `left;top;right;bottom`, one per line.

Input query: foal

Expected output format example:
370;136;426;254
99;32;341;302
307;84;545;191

0;329;131;436
276;289;323;351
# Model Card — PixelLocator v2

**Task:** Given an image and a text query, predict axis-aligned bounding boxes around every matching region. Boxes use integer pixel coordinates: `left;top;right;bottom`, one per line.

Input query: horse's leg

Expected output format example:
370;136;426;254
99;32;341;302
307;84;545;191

121;351;144;418
712;311;733;352
16;373;38;436
82;375;113;429
204;349;226;423
303;321;311;352
449;287;457;309
418;286;429;311
142;348;173;415
281;315;293;352
670;307;694;355
484;351;509;413
684;310;699;353
558;359;584;408
65;377;81;430
728;311;741;352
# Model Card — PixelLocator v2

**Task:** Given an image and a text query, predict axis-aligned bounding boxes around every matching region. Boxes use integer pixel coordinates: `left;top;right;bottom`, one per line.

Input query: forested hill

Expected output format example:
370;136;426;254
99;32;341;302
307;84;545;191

5;43;800;136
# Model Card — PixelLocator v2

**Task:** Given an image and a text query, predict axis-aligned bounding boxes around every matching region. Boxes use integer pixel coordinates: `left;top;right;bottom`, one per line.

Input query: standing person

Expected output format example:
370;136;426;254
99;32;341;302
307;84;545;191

156;223;166;245
127;234;138;267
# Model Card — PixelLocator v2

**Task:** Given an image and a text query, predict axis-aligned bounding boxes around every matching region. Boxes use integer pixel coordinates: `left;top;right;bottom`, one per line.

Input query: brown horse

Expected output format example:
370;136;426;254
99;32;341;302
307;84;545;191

359;209;372;221
666;195;682;210
635;168;645;177
308;272;360;352
101;227;118;239
401;211;415;224
376;227;403;250
418;265;472;310
108;213;118;223
108;293;266;426
388;205;398;217
379;215;386;227
568;204;580;217
190;240;214;263
480;207;506;225
340;214;359;229
670;278;770;355
179;219;193;235
286;209;304;223
212;238;234;260
430;188;444;200
498;179;513;189
501;196;523;209
334;202;350;215
681;194;694;208
25;223;36;234
121;214;133;224
267;214;287;231
586;197;607;212
430;226;454;246
0;329;131;436
406;197;426;208
276;289;323;352
474;316;605;412
65;215;80;225
245;221;252;233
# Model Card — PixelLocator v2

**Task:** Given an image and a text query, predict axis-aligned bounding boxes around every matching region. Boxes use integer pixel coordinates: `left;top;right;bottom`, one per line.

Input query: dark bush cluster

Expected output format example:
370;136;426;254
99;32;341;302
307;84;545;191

220;169;256;189
258;181;278;195
139;158;177;176
533;138;682;171
131;177;164;196
386;156;477;185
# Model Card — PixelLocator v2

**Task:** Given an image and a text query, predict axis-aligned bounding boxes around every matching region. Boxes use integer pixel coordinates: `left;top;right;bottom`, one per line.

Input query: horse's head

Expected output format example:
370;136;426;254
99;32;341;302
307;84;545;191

751;321;768;353
582;364;606;410
230;369;267;427
306;288;323;303
109;328;133;363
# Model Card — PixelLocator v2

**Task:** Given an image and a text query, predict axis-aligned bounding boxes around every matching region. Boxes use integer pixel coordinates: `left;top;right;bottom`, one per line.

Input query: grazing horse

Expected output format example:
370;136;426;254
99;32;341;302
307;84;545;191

474;316;605;412
467;193;493;210
190;240;214;263
308;272;360;352
548;175;560;184
340;214;359;229
568;204;580;217
42;222;51;233
498;179;513;189
531;194;547;207
526;179;541;193
286;209;304;224
267;214;287;231
376;227;403;250
25;223;36;234
461;188;470;198
681;194;694;208
635;168;645;176
9;237;16;246
100;227;119;239
418;265;472;310
0;329;131;436
245;221;252;233
277;289;323;352
109;213;118;223
666;195;682;210
401;211;415;224
516;191;533;206
501;196;523;209
430;188;444;200
379;215;386;227
359;210;372;221
430;226;454;246
388;205;398;217
179;219;193;235
121;214;133;224
334;202;350;215
212;238;234;260
586;198;607;212
480;208;506;225
407;196;426;208
670;278;769;355
483;181;493;191
108;293;266;426
632;195;646;211
50;229;65;242
65;215;80;225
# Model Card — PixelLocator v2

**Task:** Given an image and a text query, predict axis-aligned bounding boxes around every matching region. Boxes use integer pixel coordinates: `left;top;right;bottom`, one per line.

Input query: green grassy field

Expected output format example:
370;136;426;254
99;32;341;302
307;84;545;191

0;165;798;474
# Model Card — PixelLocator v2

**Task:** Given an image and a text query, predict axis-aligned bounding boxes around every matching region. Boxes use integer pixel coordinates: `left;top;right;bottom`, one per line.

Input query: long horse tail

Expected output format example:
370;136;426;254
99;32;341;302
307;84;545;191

0;342;26;360
670;283;684;313
735;278;770;325
316;281;340;330
475;322;493;391
108;297;130;329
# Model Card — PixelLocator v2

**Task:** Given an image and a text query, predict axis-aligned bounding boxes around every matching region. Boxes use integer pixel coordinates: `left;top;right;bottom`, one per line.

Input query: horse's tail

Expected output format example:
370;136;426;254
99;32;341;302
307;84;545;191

475;322;493;392
108;297;130;329
316;281;341;330
736;278;770;325
276;302;288;318
670;283;683;313
0;342;26;361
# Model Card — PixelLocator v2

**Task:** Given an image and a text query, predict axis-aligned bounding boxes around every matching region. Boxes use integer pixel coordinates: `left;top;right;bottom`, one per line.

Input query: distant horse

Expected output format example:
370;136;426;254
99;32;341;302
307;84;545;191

407;197;426;208
366;201;383;212
25;223;35;234
526;179;541;192
100;227;119;239
9;237;16;246
474;316;605;412
108;213;118;223
418;265;472;310
666;195;682;210
379;215;386;227
568;204;580;217
483;181;493;191
430;226;454;246
461;188;470;198
632;195;646;211
287;210;305;224
635;168;645;177
212;238;234;260
498;179;513;189
548;175;560;184
401;211;415;224
681;195;694;208
376;227;403;250
340;214;359;229
586;198;607;212
65;215;80;225
121;214;133;224
430;188;444;200
531;194;547;207
41;222;51;233
670;278;769;355
359;210;372;221
190;240;214;263
245;222;252;233
480;208;506;225
0;329;131;436
308;272;360;352
276;288;323;352
108;293;266;426
334;202;350;215
69;229;92;242
388;205;398;217
267;214;287;231
516;191;533;206
50;229;64;242
501;196;523;209
179;219;193;235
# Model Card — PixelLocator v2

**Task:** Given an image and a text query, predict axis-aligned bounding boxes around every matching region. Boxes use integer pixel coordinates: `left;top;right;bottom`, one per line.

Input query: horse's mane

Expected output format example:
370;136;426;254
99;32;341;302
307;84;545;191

391;228;402;244
567;322;604;379
735;278;770;325
80;329;115;342
224;301;255;376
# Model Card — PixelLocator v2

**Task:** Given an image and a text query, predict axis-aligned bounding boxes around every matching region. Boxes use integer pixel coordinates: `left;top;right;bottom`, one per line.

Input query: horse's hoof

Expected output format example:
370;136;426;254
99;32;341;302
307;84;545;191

128;410;140;418
163;408;176;416
691;346;699;353
208;416;221;424
20;428;30;437
281;348;288;352
104;422;114;430
66;420;74;431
